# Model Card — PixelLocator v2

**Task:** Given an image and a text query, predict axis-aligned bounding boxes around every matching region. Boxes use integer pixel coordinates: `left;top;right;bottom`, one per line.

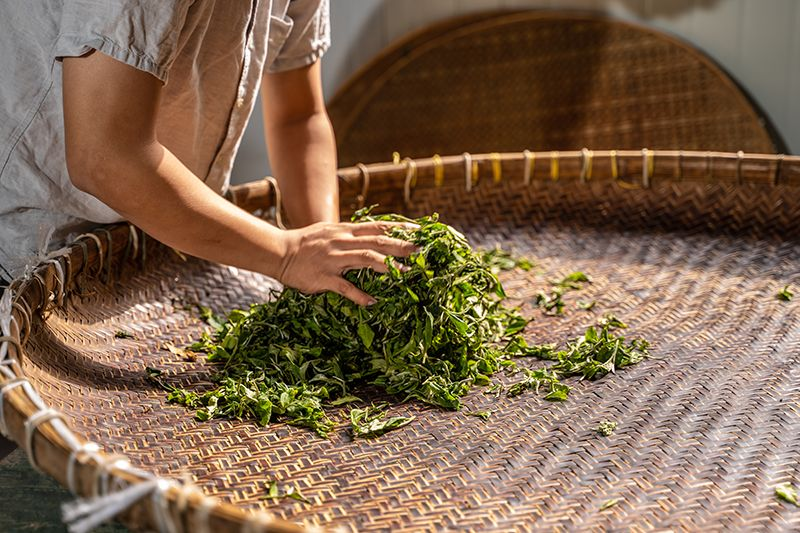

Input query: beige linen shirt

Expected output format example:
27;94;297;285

0;0;330;279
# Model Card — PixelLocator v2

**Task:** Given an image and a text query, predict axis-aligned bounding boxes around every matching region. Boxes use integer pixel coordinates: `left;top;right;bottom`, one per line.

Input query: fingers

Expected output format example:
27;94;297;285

350;221;419;237
335;250;392;274
336;235;419;257
328;277;376;307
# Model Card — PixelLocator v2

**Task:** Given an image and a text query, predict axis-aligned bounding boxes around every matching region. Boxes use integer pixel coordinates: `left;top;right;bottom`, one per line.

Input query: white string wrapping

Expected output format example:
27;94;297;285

128;225;140;261
75;234;104;275
642;148;652;188
96;457;130;498
43;258;66;307
463;153;473;192
64;478;162;533
12;301;31;345
0;377;26;436
152;479;179;533
402;158;417;207
194;494;219;533
241;511;275;533
25;408;67;472
63;456;181;533
580;148;593;183
0;290;13;363
736;150;745;185
67;442;101;495
522;150;534;186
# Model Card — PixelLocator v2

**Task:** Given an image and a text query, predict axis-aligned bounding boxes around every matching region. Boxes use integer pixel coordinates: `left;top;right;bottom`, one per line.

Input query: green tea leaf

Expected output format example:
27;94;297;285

198;306;224;332
776;483;799;506
261;480;311;504
350;404;415;439
357;322;375;349
160;210;649;440
599;498;620;511
329;394;362;406
597;420;617;437
480;247;534;273
778;285;794;302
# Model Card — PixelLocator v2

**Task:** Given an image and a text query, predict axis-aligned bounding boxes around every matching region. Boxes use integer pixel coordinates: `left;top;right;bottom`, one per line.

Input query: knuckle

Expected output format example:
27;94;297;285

336;279;354;294
361;250;379;262
376;235;394;247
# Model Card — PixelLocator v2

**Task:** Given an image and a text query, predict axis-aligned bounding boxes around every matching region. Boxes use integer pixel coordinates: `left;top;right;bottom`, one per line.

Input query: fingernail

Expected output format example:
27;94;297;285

366;298;377;306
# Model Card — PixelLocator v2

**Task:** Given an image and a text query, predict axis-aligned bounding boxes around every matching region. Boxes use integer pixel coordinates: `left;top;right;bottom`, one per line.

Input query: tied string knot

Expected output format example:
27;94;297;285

62;456;180;533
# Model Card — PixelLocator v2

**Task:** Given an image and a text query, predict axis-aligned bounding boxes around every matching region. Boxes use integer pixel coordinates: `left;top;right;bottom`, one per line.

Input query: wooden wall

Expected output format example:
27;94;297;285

231;0;798;182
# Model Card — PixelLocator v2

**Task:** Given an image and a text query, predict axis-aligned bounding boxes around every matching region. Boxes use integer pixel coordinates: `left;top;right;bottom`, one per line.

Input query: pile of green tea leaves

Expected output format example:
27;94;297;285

155;208;649;438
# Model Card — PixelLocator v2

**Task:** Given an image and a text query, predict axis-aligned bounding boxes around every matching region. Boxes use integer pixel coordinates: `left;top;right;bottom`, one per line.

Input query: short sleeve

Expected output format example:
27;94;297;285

268;0;331;73
53;0;194;83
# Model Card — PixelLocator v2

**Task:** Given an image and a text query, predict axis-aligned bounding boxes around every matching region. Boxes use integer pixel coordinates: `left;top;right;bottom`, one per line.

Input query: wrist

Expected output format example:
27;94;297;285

249;220;291;282
271;227;297;285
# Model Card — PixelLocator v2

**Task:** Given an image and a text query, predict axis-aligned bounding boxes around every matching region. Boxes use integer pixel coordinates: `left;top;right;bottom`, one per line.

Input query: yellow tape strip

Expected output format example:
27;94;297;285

491;153;502;183
432;154;444;187
550;151;560;181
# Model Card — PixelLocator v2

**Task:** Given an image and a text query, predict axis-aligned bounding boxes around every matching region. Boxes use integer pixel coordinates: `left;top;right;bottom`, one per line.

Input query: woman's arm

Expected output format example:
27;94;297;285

261;60;338;226
62;51;414;306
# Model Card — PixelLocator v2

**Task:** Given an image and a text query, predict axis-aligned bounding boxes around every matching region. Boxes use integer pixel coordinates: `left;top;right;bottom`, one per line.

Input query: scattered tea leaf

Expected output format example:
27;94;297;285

285;485;311;504
115;330;134;339
465;410;492;421
778;285;794;302
577;300;596;311
329;394;362;406
535;271;592;315
261;480;311;504
480;247;534;273
485;383;504;397
163;341;198;362
776;483;799;506
506;317;648;401
597;420;617;437
198;306;224;332
350;404;414;439
599;498;620;511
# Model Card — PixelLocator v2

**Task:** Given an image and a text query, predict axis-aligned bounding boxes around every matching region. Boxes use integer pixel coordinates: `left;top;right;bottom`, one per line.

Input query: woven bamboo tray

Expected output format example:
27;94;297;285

328;11;786;167
1;149;800;531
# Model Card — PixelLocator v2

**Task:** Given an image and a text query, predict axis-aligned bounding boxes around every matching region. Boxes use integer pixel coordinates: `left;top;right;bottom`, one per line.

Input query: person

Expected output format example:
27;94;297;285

0;0;416;306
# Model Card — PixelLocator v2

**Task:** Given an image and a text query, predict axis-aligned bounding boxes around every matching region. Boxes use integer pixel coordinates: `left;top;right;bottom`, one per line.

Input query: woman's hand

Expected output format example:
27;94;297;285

278;221;418;306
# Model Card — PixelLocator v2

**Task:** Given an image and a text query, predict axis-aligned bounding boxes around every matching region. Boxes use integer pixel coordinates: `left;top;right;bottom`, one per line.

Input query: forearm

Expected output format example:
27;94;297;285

264;109;339;226
62;51;414;306
73;141;286;277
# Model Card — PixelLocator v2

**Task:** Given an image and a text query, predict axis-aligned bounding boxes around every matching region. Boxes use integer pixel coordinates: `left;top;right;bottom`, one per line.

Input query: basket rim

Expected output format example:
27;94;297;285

1;148;799;532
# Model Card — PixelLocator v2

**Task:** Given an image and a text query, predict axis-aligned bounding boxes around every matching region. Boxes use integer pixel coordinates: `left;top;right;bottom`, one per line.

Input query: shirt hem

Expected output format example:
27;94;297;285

267;41;331;73
54;34;169;84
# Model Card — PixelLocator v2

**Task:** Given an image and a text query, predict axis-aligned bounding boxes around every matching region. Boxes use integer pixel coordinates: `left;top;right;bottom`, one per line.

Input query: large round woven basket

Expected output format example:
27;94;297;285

328;10;786;167
1;149;800;531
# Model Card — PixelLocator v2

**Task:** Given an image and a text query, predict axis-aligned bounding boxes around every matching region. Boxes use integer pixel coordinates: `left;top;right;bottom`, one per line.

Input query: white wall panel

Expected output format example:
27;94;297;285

740;0;795;149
